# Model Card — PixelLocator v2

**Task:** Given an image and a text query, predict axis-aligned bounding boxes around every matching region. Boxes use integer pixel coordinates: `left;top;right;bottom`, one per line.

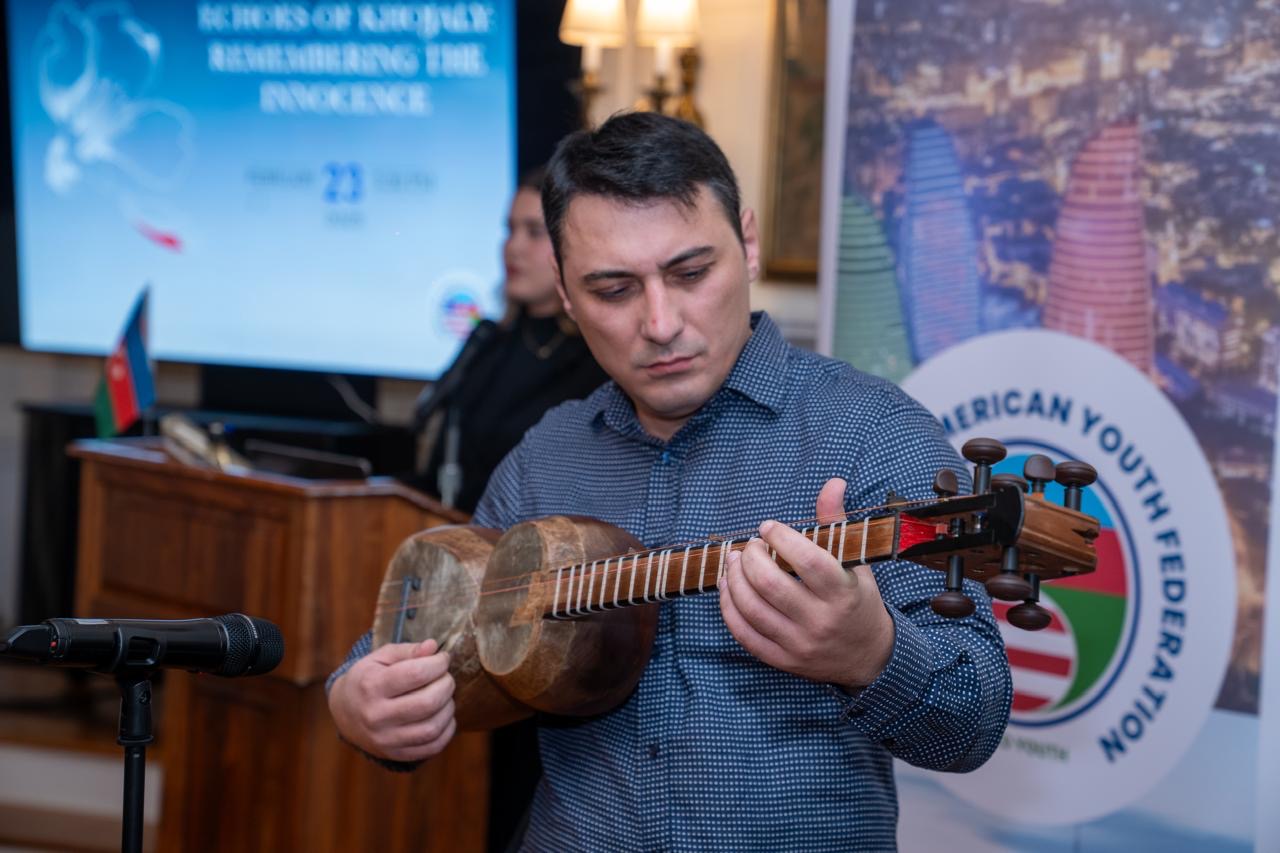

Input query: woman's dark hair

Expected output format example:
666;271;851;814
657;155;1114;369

541;112;743;268
517;165;547;193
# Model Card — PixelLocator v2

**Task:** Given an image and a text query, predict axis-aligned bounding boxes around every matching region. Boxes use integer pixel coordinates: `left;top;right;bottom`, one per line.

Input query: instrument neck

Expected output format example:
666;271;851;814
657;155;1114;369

542;513;939;619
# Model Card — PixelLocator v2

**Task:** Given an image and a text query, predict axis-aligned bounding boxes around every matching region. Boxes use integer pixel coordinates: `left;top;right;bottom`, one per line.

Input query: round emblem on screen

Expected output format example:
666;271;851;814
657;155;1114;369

440;292;483;339
901;330;1236;824
428;269;491;341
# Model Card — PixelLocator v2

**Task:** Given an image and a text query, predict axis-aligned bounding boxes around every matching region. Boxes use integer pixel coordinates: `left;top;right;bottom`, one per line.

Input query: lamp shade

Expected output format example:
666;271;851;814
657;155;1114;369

636;0;699;48
559;0;626;48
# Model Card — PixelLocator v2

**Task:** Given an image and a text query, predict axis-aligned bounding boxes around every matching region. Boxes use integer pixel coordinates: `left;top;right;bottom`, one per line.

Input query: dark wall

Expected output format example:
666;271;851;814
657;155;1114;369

516;1;582;174
0;5;18;346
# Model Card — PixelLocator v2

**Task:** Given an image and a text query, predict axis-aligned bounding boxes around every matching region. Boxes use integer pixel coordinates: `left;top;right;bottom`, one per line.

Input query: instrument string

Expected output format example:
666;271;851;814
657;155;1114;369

368;498;939;620
370;538;753;619
373;492;954;599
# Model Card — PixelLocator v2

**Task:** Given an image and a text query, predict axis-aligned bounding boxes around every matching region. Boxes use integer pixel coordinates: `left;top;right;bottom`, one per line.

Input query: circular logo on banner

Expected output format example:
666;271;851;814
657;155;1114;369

901;329;1236;825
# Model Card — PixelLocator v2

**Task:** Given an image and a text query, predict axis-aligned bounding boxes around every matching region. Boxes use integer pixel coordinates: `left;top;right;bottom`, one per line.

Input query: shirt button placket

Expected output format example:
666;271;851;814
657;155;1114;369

637;444;677;850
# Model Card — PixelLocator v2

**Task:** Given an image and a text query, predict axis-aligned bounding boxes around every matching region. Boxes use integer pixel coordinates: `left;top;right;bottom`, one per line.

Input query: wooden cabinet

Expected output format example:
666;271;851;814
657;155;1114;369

70;440;488;852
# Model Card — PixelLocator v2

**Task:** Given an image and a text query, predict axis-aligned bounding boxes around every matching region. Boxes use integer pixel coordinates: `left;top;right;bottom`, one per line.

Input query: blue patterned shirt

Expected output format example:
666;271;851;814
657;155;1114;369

336;312;1011;851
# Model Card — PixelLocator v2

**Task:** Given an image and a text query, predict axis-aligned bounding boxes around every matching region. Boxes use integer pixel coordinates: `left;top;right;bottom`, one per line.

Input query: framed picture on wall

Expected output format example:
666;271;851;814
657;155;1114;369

764;0;827;281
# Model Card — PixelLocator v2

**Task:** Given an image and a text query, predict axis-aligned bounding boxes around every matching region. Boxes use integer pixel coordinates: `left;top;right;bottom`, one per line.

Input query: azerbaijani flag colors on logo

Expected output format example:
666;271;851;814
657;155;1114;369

93;288;155;438
994;453;1130;720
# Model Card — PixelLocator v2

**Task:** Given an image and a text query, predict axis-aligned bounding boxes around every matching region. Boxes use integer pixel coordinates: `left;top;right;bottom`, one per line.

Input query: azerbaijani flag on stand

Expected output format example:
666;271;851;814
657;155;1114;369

93;288;155;437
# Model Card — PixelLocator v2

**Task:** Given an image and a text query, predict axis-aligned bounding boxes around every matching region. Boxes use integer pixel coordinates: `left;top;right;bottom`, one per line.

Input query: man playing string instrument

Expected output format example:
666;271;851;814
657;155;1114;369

327;112;1013;851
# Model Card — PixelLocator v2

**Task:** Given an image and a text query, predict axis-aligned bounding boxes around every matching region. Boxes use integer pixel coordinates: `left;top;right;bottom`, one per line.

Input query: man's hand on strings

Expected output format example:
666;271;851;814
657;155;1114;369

328;639;457;762
718;477;896;690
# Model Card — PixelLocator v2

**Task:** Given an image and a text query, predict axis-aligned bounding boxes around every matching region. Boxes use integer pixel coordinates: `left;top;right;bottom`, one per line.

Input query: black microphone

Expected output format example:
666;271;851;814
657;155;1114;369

0;613;284;677
411;318;499;431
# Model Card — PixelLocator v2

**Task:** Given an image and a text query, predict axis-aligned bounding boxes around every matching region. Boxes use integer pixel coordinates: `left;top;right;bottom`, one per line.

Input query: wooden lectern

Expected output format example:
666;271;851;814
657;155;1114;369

69;440;488;852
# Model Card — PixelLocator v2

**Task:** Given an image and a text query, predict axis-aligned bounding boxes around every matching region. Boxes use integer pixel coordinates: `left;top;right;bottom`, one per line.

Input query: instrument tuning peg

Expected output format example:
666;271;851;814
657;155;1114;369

1055;460;1097;511
961;437;1006;494
931;554;976;619
985;544;1033;601
1006;574;1052;631
932;468;959;498
991;473;1028;493
1007;601;1052;630
1023;454;1056;494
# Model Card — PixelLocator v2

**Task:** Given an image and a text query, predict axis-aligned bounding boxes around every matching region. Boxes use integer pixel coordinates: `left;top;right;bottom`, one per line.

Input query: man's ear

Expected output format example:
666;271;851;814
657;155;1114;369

554;262;576;321
740;207;761;283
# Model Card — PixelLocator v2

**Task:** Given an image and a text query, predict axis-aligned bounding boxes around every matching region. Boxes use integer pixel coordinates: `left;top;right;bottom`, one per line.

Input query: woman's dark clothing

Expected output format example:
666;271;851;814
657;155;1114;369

410;311;606;853
418;312;607;514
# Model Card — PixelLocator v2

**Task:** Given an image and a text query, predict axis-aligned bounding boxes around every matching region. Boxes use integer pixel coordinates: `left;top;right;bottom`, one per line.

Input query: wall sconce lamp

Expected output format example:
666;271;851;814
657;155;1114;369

559;0;626;128
636;0;700;121
559;0;704;129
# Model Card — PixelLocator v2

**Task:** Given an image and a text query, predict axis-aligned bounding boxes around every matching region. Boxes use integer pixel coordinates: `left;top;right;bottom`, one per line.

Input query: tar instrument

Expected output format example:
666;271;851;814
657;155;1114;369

370;438;1100;730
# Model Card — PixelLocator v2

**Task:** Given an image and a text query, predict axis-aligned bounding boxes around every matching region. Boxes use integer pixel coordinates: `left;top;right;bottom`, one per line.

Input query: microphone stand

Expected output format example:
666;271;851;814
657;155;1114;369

116;673;155;853
437;404;463;509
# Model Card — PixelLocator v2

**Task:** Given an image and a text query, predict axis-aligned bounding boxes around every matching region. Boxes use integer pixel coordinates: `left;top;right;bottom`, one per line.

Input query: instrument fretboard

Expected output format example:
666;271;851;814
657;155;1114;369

542;513;939;618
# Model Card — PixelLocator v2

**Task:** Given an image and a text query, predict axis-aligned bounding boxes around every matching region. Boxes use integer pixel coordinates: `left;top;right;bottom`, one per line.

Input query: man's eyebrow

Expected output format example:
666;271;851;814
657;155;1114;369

582;268;634;283
581;245;716;283
660;245;715;270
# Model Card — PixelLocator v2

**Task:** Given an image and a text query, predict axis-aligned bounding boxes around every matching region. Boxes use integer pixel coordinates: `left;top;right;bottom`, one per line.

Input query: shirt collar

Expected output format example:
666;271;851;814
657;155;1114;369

589;311;789;440
720;311;789;414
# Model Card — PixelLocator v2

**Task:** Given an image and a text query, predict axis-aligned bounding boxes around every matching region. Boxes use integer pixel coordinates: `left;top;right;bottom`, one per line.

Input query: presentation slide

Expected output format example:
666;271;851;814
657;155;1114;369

6;1;515;378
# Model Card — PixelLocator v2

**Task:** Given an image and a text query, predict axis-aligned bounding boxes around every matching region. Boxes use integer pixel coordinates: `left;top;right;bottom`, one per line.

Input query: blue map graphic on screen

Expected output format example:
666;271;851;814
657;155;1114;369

6;1;516;378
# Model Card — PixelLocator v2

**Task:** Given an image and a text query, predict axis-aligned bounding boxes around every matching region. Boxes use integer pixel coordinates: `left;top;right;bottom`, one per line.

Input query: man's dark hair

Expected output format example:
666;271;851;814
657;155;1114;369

542;112;743;268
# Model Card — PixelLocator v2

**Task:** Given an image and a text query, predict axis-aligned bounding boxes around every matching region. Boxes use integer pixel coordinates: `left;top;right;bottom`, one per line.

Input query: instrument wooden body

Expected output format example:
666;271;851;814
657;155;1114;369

371;478;1100;731
374;517;658;730
373;525;529;730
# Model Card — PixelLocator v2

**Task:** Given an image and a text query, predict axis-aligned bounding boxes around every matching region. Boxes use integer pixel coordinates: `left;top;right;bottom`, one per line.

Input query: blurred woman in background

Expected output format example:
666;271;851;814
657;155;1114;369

415;166;606;513
409;167;605;852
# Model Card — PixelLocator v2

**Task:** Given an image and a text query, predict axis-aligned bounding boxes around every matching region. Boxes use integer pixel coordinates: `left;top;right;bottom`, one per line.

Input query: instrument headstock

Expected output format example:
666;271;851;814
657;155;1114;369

896;437;1099;631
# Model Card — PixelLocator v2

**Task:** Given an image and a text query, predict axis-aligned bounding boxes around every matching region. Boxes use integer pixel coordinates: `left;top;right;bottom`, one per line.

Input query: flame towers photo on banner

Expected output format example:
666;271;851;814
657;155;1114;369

823;0;1280;848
